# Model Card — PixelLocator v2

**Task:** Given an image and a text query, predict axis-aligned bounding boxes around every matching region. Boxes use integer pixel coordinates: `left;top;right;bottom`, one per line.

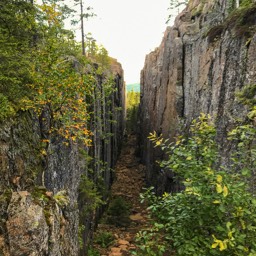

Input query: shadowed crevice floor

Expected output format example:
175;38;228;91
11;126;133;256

92;135;149;256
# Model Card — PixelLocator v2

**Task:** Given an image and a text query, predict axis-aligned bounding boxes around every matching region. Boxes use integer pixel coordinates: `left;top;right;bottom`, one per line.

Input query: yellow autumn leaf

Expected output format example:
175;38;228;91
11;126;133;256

228;231;234;239
41;149;47;156
219;240;227;251
206;167;214;175
176;140;181;145
216;174;223;183
212;235;228;251
240;219;246;230
244;246;249;252
216;184;223;193
223;185;228;197
213;200;221;204
155;140;161;146
163;192;169;198
185;187;193;193
212;242;218;249
186;156;192;160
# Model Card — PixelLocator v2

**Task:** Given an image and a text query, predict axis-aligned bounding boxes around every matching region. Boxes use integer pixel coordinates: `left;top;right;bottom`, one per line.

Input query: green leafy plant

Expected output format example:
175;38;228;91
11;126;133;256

87;246;100;256
210;1;256;41
53;190;70;207
126;90;140;133
106;196;131;227
0;94;16;121
134;114;256;256
78;224;86;249
31;186;50;205
94;231;114;248
79;174;104;219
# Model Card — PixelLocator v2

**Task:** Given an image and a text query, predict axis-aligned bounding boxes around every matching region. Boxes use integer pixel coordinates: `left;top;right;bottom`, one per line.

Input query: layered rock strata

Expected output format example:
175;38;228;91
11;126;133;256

139;0;256;193
0;60;125;255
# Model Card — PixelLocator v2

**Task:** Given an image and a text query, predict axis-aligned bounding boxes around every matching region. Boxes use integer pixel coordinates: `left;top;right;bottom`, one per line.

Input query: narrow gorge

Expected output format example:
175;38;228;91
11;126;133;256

0;0;256;255
0;59;125;255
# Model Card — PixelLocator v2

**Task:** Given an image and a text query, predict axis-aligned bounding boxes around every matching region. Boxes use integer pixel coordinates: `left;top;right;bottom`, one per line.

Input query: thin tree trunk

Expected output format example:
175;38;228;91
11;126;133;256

80;0;85;55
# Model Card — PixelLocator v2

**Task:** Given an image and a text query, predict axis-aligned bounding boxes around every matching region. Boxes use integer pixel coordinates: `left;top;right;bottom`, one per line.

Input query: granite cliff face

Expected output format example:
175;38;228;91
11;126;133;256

0;60;125;256
139;0;256;193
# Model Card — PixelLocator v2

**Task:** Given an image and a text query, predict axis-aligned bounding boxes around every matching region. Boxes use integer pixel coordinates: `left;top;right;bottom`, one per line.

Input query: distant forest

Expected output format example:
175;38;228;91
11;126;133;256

126;83;140;92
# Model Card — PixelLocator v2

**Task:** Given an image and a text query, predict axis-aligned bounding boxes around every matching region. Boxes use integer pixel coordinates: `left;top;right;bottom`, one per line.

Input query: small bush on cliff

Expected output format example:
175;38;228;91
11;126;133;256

134;114;256;256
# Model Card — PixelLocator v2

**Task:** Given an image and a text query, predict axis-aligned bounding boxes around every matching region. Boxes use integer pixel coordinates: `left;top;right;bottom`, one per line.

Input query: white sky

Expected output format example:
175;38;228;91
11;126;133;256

77;0;172;84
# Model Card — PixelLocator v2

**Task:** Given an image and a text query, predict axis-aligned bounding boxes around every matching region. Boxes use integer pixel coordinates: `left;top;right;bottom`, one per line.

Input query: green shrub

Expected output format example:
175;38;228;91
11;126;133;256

106;196;131;227
87;246;100;256
135;114;256;256
126;90;140;133
94;231;114;248
0;94;15;121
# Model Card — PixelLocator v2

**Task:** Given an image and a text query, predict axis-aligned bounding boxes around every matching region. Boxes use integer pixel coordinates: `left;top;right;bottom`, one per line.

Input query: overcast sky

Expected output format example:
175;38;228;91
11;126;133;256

76;0;173;84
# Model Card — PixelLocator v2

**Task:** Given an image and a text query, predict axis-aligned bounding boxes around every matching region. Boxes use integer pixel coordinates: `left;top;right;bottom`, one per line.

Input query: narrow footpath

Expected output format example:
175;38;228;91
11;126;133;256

92;135;148;256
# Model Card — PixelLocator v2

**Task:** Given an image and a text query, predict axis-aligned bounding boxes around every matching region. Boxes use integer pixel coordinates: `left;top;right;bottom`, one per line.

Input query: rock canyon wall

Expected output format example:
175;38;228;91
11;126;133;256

139;0;256;193
0;61;125;256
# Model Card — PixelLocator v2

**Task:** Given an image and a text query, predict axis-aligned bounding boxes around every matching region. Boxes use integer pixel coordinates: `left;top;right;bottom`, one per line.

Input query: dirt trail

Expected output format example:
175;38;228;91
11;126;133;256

93;135;148;256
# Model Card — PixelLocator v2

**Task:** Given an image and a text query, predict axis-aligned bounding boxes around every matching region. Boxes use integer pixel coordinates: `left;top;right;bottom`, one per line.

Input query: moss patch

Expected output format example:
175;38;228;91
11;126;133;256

206;2;256;43
227;3;256;37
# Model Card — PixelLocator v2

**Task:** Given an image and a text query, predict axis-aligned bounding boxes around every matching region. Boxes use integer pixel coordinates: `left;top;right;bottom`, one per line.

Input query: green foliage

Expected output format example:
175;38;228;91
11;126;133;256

0;94;15;120
0;2;121;254
85;33;111;70
32;186;69;208
134;227;170;256
228;0;254;13
126;90;140;133
236;84;256;108
0;189;12;233
126;90;140;110
0;0;116;146
31;186;50;205
167;0;188;23
207;1;256;42
53;190;69;207
23;2;95;145
94;231;114;248
0;0;36;119
105;196;131;227
87;246;100;256
79;174;104;219
226;1;256;37
135;114;256;256
78;224;85;249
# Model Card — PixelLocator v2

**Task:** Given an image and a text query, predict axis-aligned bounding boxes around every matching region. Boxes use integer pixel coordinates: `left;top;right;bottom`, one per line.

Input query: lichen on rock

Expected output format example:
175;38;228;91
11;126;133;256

139;0;256;193
7;191;49;256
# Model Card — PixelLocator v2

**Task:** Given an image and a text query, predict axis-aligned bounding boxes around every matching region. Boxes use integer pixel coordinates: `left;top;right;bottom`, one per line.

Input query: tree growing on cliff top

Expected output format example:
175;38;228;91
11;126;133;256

167;0;188;23
0;0;114;146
